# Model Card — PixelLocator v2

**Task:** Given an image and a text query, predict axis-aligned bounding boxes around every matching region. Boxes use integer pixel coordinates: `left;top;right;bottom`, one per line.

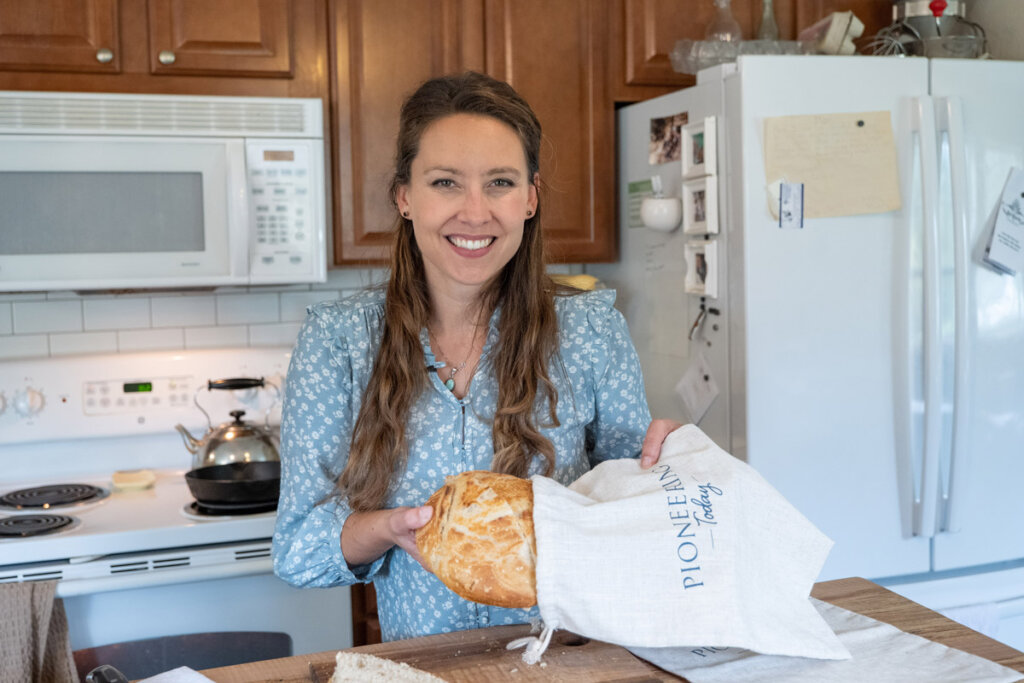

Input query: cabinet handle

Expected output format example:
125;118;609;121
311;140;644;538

158;50;176;65
95;48;114;64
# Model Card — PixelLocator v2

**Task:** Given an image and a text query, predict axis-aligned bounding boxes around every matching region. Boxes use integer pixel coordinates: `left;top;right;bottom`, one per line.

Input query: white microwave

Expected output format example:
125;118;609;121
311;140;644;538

0;91;327;291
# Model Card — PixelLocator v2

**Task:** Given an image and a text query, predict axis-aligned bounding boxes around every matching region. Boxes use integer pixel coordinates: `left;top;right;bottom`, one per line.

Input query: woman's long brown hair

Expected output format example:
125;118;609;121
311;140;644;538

339;72;564;512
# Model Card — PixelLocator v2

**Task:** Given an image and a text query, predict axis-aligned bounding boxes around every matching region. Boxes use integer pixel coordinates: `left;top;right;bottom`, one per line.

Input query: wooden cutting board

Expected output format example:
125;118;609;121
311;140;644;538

309;626;668;682
204;624;673;683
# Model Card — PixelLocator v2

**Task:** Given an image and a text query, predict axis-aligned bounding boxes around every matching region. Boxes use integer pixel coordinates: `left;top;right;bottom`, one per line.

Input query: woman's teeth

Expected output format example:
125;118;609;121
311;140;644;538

448;236;494;250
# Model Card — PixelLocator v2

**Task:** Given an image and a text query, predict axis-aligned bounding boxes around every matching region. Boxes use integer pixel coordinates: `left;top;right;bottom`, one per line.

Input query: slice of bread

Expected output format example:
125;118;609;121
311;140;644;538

330;651;446;682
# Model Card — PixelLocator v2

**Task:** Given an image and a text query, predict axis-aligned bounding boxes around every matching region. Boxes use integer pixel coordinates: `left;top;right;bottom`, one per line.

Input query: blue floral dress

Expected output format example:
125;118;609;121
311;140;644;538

272;287;651;641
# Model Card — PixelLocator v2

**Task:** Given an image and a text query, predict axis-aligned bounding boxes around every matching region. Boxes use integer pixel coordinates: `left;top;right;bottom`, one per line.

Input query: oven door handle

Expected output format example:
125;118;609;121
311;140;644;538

55;557;271;598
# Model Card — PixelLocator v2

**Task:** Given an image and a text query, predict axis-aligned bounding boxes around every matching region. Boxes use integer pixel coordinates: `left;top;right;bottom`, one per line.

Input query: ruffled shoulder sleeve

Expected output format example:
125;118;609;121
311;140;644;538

272;287;389;588
557;288;652;464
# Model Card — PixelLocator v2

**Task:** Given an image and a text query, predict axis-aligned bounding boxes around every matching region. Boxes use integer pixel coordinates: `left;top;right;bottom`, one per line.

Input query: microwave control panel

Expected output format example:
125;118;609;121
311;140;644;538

246;140;323;278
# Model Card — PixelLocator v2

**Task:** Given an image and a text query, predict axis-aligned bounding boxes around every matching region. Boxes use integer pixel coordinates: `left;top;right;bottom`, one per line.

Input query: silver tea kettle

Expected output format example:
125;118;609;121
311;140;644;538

175;377;280;470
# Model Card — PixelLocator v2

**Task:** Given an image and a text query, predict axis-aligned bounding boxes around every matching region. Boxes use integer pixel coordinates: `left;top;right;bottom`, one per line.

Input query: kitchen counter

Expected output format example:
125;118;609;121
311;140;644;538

199;577;1024;682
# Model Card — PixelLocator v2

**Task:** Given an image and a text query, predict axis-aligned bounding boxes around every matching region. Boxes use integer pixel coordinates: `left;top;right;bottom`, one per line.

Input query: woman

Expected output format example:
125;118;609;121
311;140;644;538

272;71;681;641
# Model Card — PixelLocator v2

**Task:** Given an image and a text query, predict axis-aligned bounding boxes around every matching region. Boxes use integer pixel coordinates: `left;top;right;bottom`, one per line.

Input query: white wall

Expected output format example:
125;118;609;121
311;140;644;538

969;0;1024;60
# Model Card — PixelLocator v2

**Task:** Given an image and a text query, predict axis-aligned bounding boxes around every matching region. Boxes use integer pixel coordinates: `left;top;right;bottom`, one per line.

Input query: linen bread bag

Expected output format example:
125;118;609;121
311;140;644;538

417;424;849;663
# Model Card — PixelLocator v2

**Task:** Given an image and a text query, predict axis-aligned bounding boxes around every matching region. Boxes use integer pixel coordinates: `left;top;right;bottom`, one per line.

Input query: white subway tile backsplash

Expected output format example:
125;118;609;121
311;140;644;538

118;328;184;352
317;268;368;290
185;325;248;349
0;293;46;303
0;274;437;360
84;297;150;331
13;300;83;334
281;291;340;322
0;334;49;360
50;331;119;356
46;290;88;300
216;293;280;325
249;322;302;347
152;296;216;328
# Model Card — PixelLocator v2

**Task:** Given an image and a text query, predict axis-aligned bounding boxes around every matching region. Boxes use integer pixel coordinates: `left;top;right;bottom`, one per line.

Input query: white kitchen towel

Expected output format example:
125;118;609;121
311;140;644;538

629;598;1023;682
140;666;216;682
524;424;849;661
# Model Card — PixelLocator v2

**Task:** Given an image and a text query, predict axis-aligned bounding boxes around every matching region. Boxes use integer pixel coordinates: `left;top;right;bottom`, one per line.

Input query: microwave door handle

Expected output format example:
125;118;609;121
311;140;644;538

227;140;250;280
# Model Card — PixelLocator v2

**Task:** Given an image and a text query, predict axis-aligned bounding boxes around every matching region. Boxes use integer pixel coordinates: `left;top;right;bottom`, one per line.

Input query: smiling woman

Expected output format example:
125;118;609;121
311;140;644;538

397;112;535;297
271;71;679;643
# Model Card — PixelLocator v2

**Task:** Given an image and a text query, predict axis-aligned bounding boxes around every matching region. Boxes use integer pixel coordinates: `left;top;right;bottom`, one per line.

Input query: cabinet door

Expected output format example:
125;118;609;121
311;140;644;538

330;0;484;264
147;0;293;77
0;0;120;73
485;0;614;262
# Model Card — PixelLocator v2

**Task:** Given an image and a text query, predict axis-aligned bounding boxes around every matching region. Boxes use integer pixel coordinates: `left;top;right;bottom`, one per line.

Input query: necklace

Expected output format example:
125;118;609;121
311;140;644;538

429;326;480;393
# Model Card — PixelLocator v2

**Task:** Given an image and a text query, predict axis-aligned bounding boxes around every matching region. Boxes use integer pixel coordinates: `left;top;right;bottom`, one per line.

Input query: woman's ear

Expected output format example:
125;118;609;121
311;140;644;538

396;184;410;217
528;172;540;215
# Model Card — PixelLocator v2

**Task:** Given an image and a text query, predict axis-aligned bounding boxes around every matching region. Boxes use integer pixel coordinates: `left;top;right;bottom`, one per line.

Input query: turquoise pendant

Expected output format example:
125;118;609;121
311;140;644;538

444;378;456;391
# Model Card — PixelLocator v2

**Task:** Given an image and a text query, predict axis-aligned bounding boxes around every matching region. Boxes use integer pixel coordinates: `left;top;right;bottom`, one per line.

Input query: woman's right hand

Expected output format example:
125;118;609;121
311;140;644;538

341;505;434;570
388;505;433;568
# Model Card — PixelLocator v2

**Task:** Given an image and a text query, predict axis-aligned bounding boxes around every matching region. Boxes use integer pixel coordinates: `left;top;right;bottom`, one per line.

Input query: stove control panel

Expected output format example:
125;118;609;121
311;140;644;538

83;376;195;416
0;347;290;445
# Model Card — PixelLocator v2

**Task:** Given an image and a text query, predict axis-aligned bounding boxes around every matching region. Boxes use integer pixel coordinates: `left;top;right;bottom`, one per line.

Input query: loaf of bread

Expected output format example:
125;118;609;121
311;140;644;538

330;651;446;682
416;470;537;608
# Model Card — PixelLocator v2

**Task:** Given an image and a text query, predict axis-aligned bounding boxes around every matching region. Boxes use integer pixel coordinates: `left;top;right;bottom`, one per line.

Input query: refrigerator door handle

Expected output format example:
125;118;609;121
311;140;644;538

913;96;943;539
918;97;944;538
937;96;972;534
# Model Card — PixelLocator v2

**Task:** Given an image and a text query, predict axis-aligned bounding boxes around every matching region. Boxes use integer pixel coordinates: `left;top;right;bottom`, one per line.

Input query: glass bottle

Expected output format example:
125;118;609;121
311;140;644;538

705;0;743;43
757;0;780;41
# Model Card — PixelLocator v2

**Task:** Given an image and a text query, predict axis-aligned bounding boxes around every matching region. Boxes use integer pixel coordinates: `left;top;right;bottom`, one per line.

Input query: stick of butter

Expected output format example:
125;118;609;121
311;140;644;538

112;469;156;491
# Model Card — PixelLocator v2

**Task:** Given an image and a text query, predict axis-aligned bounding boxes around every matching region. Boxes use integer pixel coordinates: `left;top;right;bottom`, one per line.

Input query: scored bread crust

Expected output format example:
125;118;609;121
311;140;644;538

416;470;537;608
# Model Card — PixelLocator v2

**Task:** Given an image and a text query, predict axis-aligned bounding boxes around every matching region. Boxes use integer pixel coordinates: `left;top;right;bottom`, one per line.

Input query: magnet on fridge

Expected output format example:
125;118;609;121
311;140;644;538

684;239;718;298
683;175;719;235
682;116;717;179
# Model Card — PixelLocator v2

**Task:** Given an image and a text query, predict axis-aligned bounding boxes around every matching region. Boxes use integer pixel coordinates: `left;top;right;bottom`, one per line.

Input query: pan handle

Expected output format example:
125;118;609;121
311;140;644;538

208;377;265;390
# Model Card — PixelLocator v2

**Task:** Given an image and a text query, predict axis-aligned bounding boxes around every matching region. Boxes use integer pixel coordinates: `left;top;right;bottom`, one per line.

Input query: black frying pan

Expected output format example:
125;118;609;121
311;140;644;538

185;461;280;505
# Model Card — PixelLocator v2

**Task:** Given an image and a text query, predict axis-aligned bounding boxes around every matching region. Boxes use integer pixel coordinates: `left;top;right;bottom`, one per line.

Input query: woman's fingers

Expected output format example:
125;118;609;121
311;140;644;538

640;419;684;469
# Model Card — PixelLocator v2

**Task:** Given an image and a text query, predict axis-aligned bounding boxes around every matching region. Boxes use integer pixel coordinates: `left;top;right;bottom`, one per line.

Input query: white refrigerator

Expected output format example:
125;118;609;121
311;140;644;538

589;55;1024;650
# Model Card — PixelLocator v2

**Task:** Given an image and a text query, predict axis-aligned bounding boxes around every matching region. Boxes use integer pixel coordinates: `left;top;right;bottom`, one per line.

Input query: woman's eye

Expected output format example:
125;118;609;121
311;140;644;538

431;178;455;188
491;178;515;188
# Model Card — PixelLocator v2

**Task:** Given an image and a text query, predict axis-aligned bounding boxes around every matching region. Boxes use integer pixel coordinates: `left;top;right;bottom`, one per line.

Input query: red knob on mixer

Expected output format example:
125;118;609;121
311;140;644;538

929;0;948;17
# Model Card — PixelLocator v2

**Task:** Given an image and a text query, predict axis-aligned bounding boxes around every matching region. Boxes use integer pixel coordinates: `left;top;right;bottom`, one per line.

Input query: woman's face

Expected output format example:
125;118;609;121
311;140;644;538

397;113;538;299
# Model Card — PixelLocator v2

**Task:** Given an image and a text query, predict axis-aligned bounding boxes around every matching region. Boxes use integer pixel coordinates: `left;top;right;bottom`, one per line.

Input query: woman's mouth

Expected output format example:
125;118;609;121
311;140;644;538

447;236;496;251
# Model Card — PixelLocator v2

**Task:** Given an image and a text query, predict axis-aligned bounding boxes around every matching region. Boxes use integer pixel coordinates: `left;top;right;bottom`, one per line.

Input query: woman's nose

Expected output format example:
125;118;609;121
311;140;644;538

458;189;490;225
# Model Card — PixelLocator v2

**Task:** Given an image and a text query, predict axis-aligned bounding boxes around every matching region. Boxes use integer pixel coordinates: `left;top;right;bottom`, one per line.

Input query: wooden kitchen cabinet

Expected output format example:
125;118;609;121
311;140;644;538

0;0;122;74
331;0;617;264
612;0;895;101
328;0;485;263
0;0;327;97
484;0;616;263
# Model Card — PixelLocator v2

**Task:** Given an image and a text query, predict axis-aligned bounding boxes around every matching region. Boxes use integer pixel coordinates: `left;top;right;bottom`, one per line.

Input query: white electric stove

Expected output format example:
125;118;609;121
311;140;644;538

0;348;352;655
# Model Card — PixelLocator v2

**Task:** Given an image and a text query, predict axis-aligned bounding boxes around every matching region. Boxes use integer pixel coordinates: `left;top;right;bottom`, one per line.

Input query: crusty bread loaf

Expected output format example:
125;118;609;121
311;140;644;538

330;651;446;682
416;470;537;608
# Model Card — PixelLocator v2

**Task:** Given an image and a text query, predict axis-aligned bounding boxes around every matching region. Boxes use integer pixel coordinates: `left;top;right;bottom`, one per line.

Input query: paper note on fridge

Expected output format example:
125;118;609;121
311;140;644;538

983;168;1024;276
763;111;901;219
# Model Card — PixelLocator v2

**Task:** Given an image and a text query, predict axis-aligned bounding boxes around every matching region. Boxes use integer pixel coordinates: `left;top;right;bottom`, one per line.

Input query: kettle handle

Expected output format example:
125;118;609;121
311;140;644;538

192;376;282;432
208;377;265;390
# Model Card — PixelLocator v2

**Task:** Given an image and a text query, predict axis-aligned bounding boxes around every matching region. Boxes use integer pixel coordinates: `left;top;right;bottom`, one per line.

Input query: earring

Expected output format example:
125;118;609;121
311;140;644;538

402;211;410;218
526;210;533;217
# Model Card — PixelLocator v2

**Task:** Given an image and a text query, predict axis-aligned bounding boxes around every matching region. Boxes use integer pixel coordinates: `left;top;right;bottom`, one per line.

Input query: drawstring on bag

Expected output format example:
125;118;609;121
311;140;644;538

506;623;554;665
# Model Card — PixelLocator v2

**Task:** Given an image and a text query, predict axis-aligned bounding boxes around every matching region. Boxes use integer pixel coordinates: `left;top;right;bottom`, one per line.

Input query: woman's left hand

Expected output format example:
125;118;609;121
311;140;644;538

640;419;684;469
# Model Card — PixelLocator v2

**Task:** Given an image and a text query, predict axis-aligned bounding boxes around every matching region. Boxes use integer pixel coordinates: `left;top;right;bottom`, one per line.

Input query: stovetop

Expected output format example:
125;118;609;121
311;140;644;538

0;470;276;566
0;348;291;568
